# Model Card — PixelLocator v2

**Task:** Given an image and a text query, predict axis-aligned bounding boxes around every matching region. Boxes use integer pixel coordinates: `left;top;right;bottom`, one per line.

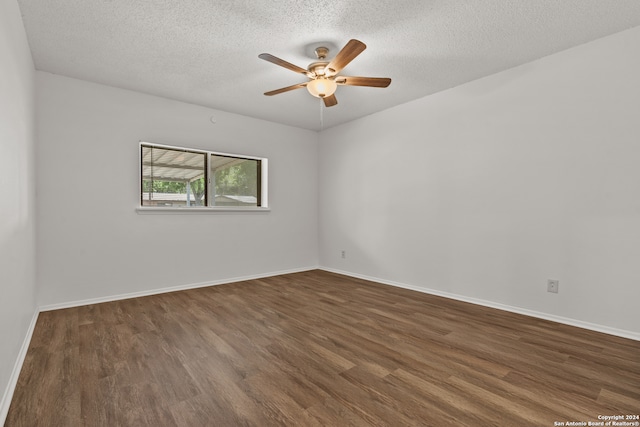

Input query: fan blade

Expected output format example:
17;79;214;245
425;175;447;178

325;39;366;76
335;76;391;87
259;53;309;75
323;94;338;107
264;82;308;96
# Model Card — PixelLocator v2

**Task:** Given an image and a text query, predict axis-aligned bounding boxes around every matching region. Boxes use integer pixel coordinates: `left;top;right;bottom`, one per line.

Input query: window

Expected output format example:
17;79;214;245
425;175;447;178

140;142;268;210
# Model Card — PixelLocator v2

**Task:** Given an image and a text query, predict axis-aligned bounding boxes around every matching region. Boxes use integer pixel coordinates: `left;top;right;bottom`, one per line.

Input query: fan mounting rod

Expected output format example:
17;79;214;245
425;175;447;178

308;47;330;76
314;46;329;60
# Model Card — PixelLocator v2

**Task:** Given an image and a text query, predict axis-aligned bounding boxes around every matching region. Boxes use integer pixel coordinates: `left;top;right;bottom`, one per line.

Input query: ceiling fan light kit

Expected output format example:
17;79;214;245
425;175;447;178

259;39;391;107
306;78;337;98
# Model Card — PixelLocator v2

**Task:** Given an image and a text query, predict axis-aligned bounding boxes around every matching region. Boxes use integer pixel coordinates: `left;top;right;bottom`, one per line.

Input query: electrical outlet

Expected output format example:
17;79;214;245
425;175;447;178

547;279;559;293
341;250;346;259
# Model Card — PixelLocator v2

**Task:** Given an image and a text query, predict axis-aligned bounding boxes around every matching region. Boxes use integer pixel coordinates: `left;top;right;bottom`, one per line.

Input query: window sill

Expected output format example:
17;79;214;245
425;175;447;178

136;206;270;214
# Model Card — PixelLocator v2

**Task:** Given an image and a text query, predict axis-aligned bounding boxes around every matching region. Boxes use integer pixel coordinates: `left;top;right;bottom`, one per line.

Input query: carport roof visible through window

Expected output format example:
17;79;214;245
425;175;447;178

141;146;204;182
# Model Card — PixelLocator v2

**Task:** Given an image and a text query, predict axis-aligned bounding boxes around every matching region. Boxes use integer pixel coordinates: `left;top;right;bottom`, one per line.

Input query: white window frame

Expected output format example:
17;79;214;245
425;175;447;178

137;141;269;213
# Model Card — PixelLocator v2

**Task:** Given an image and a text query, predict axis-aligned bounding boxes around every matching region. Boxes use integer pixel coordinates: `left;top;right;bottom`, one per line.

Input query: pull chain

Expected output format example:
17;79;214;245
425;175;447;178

320;98;324;131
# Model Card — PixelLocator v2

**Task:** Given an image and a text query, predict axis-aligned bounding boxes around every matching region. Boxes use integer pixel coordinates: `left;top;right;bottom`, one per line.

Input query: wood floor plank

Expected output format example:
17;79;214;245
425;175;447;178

6;270;640;426
303;397;370;427
389;368;510;425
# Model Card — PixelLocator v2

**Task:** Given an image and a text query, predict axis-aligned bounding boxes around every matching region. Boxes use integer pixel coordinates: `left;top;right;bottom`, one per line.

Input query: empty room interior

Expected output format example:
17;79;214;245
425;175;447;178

2;0;639;425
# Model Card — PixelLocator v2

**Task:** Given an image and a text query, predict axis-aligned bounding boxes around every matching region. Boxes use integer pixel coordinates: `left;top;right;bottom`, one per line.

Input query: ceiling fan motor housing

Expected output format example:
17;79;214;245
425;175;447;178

308;61;330;77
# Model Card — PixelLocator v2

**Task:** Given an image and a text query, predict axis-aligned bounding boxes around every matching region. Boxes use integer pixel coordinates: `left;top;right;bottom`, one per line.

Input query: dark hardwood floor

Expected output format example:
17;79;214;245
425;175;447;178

6;270;640;426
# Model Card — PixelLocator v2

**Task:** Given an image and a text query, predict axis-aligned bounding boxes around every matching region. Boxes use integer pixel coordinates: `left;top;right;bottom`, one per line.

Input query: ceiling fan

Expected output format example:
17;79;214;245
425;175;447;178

259;39;391;107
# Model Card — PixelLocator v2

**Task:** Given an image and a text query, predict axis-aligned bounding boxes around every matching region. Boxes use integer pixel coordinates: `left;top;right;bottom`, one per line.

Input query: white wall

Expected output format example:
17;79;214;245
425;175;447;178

36;72;318;307
0;0;37;419
319;26;640;336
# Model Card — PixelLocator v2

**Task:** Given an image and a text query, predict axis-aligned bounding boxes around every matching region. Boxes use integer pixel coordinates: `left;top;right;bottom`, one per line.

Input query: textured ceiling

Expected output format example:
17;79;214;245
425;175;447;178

17;0;640;131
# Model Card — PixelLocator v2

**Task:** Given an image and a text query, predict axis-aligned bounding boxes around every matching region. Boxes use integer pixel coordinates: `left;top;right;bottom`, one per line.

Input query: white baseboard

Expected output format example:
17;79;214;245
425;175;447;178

320;267;640;342
39;266;320;312
0;309;39;426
